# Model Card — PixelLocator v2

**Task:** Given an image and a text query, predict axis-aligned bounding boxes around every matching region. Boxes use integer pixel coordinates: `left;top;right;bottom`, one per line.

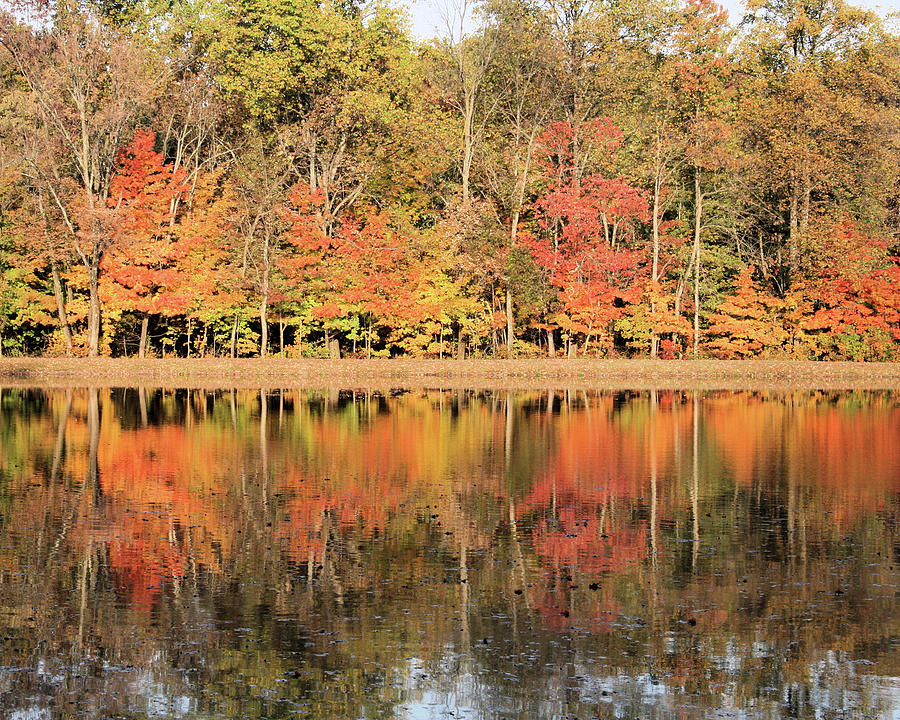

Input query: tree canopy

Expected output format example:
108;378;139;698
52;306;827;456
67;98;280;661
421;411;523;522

0;0;897;359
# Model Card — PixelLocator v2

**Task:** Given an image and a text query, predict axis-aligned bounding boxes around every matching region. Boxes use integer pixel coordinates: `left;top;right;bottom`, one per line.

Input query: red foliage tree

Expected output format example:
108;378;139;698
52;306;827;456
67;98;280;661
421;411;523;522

526;120;649;354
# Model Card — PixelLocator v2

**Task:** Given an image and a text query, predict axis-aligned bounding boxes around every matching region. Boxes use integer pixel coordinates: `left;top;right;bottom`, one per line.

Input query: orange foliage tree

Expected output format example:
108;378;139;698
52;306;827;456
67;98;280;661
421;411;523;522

793;222;900;360
102;131;189;356
705;267;788;358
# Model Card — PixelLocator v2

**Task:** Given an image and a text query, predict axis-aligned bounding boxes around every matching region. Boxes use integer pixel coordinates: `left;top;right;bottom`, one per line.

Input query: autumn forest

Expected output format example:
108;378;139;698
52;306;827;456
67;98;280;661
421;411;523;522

0;0;899;360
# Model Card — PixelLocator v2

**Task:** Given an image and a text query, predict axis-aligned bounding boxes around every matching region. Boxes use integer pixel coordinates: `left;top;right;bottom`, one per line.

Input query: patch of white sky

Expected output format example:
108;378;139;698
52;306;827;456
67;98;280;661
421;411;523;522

401;0;900;41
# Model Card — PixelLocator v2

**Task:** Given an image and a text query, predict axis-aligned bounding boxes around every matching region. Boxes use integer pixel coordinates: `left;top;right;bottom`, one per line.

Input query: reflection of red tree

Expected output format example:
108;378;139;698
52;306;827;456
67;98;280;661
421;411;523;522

277;476;407;564
108;515;186;606
532;518;647;575
530;576;623;630
518;408;651;625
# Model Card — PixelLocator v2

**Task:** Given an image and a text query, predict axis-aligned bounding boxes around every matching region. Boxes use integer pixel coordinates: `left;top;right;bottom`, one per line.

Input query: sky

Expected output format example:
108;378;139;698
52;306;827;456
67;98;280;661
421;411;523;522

403;0;900;40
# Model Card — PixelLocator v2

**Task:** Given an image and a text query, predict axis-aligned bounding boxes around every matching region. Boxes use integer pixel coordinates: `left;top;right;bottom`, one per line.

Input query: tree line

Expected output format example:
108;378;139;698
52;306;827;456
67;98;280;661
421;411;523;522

0;0;898;359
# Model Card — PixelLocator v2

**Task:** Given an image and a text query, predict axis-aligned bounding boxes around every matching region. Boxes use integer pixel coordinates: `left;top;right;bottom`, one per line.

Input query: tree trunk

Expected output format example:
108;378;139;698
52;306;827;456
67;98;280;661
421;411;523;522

462;95;475;203
138;314;149;359
186;317;193;358
51;264;74;356
261;222;271;358
87;262;101;357
456;327;466;360
547;329;555;357
788;168;800;276
505;288;514;358
693;171;703;359
328;338;341;359
260;296;268;358
650;167;662;359
230;314;238;358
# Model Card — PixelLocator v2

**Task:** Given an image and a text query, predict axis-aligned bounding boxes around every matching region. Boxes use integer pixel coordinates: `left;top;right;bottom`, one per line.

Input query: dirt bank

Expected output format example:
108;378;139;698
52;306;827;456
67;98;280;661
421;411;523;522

0;358;898;390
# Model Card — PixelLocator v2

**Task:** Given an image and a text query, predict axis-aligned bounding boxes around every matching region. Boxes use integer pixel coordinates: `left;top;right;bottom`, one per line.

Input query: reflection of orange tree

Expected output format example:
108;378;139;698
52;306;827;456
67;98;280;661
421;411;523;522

274;391;512;571
706;392;900;530
106;514;186;606
97;419;250;602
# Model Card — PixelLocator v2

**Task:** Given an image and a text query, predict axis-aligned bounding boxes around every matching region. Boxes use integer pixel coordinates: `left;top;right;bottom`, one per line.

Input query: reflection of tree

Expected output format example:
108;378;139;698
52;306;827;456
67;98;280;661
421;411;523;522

513;394;652;625
0;388;897;718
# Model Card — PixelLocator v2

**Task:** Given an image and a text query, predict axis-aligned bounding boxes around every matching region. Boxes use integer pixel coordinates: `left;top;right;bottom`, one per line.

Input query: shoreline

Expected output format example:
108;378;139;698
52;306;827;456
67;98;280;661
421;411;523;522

0;358;898;390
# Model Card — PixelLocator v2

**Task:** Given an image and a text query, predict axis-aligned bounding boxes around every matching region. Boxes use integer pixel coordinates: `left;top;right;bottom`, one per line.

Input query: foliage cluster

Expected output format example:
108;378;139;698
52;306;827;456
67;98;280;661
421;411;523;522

0;0;898;359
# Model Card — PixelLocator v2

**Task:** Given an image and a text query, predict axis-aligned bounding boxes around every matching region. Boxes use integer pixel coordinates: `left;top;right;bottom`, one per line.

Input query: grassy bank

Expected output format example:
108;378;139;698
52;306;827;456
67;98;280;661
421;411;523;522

0;358;898;390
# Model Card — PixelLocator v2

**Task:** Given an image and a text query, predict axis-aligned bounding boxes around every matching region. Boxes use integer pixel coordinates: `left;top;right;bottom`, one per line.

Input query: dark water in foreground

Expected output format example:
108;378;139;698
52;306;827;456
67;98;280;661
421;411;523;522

0;387;897;719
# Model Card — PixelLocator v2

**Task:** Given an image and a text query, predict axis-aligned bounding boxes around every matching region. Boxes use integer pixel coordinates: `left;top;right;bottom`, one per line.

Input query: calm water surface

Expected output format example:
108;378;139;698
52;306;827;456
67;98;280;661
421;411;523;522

0;387;897;719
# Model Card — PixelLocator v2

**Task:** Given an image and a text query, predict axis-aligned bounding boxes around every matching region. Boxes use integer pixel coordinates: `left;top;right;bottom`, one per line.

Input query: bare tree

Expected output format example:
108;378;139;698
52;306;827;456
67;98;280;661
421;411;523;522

0;2;164;355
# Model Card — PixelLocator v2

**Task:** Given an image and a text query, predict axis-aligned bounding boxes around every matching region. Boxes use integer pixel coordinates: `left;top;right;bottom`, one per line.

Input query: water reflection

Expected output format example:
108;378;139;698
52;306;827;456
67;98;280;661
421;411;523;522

0;387;897;718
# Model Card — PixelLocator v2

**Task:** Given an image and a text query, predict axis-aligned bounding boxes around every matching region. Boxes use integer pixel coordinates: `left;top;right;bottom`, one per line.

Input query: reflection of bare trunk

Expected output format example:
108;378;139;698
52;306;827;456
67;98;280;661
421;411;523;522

260;389;268;513
51;390;73;483
691;391;699;571
799;487;807;570
459;542;470;650
787;474;796;571
320;514;344;605
138;386;148;426
87;388;100;506
505;391;513;468
77;542;92;650
508;500;530;608
47;390;96;563
649;391;658;571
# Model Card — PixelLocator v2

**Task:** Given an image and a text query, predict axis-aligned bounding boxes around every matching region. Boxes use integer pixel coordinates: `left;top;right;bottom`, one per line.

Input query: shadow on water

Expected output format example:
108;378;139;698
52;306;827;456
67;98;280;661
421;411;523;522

0;386;897;718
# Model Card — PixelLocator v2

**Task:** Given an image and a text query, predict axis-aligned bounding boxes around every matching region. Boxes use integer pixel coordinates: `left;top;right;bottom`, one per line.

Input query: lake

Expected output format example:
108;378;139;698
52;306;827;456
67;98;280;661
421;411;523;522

0;387;897;719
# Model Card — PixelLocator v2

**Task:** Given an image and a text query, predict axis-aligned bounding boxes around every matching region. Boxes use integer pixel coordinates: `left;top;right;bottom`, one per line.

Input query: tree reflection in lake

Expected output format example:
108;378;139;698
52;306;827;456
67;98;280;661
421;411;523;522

0;387;897;718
